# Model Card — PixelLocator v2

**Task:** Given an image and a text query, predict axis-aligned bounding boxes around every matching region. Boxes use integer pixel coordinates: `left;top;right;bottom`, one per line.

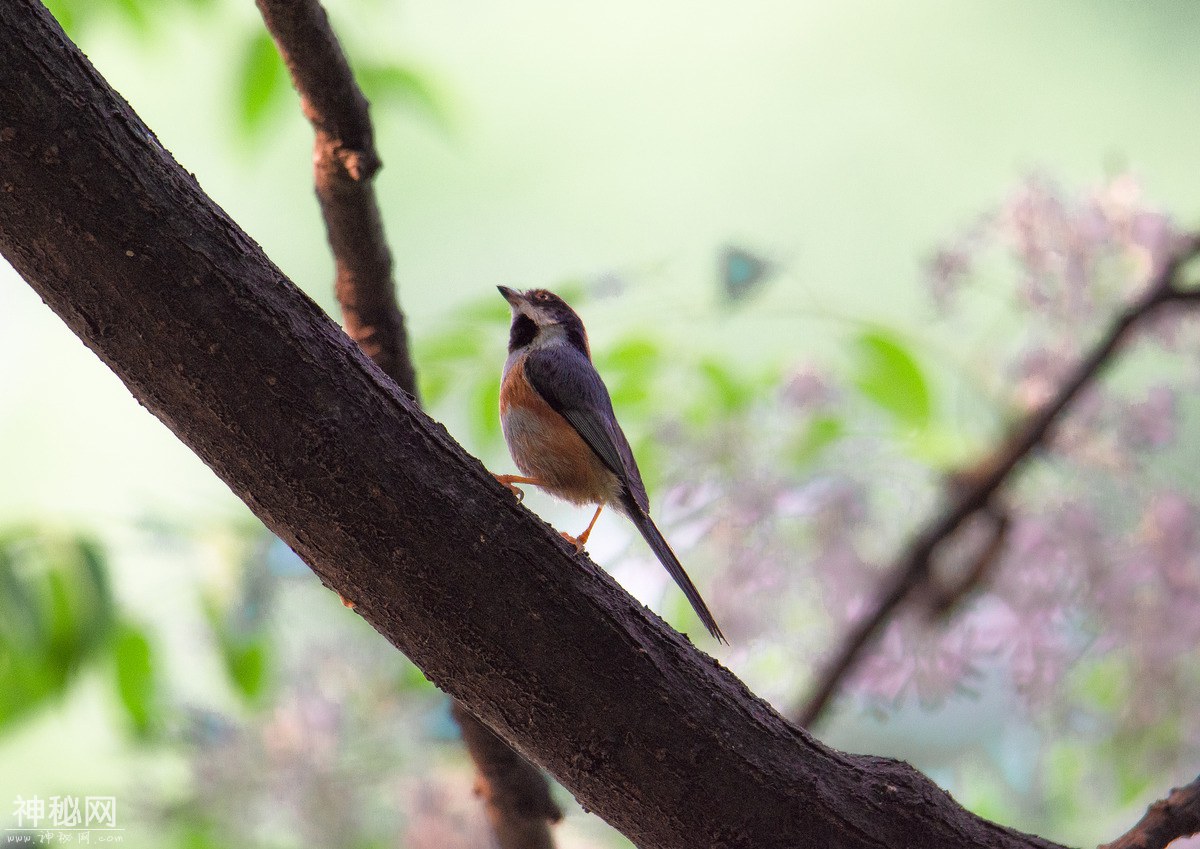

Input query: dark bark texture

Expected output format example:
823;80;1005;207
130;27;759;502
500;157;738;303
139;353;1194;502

0;3;1077;847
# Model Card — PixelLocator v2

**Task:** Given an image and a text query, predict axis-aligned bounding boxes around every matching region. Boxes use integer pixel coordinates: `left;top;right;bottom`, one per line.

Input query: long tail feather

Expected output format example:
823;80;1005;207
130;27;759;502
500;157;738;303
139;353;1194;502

622;494;726;643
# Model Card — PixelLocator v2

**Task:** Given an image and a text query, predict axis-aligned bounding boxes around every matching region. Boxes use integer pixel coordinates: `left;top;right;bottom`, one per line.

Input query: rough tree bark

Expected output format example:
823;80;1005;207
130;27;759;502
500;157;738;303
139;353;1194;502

0;3;1175;848
250;1;562;844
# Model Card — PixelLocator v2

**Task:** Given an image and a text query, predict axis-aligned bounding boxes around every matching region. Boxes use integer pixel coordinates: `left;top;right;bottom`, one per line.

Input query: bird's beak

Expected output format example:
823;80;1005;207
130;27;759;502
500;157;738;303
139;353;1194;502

497;286;524;307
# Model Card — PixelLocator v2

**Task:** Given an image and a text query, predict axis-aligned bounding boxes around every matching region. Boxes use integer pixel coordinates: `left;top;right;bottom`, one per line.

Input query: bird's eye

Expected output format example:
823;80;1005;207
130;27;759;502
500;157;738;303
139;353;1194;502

534;292;548;302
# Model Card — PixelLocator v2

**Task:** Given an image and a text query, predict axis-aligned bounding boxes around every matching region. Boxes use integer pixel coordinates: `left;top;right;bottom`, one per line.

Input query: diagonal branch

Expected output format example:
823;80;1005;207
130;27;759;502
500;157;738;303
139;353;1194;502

254;0;417;398
795;235;1200;729
1099;774;1200;849
0;4;1076;847
253;1;561;844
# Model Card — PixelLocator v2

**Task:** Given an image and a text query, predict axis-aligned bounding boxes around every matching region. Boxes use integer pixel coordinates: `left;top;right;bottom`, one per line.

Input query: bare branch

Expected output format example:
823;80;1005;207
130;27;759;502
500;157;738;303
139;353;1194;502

255;0;418;398
1099;774;1200;849
452;702;563;849
252;2;560;845
796;234;1200;729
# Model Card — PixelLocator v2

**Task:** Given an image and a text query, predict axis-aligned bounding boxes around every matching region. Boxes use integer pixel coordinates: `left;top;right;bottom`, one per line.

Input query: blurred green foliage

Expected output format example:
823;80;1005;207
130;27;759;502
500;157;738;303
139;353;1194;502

203;594;271;705
236;31;288;138
43;0;448;146
112;620;158;737
0;528;114;733
0;527;169;739
43;0;215;38
852;330;931;431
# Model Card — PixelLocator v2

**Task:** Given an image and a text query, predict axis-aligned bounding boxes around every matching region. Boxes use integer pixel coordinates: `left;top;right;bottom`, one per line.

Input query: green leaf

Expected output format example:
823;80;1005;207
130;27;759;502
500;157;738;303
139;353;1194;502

113;622;157;736
0;529;115;734
225;638;268;701
236;31;287;136
852;330;931;429
202;595;272;706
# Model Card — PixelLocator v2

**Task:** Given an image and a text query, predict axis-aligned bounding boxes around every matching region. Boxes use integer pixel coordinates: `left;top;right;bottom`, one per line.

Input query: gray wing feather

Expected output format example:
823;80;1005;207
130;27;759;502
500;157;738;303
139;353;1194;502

524;346;650;513
526;346;726;642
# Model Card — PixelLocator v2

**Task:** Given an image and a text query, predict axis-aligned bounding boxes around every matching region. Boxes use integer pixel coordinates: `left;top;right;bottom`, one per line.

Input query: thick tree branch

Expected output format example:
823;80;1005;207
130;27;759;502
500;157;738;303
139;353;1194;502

252;1;562;843
796;235;1200;729
1099;775;1200;849
254;0;417;398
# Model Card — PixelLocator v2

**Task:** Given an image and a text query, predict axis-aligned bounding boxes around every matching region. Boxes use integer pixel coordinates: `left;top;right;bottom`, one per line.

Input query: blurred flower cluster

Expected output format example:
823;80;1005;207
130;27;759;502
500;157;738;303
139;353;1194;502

651;174;1199;781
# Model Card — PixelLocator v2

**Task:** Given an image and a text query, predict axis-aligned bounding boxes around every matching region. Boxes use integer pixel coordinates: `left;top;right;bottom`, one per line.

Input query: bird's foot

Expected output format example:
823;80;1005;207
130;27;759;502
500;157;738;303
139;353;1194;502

338;594;356;610
493;474;545;503
497;479;524;502
559;531;586;553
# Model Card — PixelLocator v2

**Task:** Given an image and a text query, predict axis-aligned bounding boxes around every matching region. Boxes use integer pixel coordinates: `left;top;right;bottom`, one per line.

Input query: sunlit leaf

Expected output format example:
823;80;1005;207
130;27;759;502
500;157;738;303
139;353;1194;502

236;31;288;137
113;621;157;736
852;330;931;429
597;336;658;410
598;336;659;372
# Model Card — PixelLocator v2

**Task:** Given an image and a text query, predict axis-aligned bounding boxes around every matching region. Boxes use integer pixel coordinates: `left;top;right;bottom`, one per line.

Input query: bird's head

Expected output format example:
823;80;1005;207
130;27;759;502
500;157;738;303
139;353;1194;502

498;286;590;358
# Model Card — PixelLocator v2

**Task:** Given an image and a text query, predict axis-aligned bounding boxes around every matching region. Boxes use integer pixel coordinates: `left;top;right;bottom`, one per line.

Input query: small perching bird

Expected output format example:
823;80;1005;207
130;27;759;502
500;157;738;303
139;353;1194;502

494;286;726;644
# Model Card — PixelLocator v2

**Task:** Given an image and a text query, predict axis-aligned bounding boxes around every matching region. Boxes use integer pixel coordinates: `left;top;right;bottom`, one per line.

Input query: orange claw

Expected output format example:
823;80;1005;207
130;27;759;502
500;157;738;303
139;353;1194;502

560;506;603;553
493;473;544;503
339;595;356;609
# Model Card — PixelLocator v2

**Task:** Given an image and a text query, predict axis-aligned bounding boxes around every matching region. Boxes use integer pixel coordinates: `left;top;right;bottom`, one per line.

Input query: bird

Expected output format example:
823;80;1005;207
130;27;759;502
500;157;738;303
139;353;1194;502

493;286;726;643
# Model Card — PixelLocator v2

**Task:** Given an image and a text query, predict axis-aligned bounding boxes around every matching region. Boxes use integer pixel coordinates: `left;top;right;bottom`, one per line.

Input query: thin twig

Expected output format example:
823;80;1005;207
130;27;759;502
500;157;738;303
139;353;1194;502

1099;774;1200;849
253;1;561;844
256;0;418;398
795;234;1200;729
